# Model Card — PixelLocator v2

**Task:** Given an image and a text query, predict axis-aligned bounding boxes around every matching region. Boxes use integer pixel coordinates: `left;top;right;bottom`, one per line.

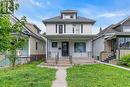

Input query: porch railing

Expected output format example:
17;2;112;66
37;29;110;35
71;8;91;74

69;55;72;64
55;52;59;64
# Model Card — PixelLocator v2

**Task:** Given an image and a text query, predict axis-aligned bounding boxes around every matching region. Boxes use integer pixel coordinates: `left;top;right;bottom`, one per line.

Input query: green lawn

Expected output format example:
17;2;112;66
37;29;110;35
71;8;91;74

67;64;130;87
0;61;56;87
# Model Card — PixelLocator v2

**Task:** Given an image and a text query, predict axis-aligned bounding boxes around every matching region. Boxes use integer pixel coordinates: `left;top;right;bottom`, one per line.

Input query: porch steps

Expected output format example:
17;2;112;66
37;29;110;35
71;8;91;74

102;55;116;63
42;58;97;66
109;59;118;64
42;63;72;67
43;59;72;67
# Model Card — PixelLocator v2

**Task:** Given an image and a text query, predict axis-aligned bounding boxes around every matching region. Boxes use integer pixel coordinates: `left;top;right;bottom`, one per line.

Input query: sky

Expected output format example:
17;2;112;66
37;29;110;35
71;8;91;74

15;0;130;34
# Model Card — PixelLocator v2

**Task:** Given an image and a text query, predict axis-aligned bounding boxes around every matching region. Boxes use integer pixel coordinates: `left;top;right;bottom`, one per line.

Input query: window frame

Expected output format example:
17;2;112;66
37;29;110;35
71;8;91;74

59;24;63;34
52;42;57;48
36;42;38;50
81;24;83;33
118;37;130;49
123;26;130;32
74;42;86;53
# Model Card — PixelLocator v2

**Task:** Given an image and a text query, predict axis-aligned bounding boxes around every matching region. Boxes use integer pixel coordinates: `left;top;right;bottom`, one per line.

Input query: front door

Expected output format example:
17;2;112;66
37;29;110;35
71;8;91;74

62;42;69;56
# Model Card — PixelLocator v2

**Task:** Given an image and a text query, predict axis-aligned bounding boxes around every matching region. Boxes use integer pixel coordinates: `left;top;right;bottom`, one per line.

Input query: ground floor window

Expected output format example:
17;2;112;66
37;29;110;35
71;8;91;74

52;42;57;48
74;42;86;53
118;37;130;49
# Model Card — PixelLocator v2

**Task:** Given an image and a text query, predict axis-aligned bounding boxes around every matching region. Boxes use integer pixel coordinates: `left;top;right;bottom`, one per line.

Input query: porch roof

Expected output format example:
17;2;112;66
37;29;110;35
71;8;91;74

105;32;130;40
44;34;96;39
115;32;130;36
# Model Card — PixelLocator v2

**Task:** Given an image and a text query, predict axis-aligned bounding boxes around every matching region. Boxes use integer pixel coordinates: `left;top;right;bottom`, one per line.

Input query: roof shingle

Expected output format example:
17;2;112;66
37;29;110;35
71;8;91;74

43;16;95;24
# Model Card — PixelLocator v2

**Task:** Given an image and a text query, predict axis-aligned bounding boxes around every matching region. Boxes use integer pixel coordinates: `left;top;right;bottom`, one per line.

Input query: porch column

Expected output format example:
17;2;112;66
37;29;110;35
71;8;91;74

46;39;48;60
69;38;74;57
46;39;51;60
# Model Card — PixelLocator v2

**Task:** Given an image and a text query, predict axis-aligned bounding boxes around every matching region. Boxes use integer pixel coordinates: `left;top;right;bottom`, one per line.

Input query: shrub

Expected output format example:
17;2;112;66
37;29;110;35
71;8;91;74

119;54;130;67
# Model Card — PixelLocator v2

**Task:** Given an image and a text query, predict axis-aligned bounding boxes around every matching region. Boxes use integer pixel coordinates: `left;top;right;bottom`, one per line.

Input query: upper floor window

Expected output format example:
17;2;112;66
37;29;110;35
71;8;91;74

59;24;63;34
73;27;74;33
73;24;80;34
56;24;57;33
70;15;73;18
123;26;130;32
81;24;83;33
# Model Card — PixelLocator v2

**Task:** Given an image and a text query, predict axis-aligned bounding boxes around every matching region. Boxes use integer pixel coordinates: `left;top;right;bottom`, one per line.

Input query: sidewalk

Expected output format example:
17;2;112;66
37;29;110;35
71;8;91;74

52;67;68;87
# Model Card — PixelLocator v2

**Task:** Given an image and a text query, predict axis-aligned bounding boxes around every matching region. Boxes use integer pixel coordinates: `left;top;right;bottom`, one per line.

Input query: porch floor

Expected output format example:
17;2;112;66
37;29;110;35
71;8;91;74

41;58;98;67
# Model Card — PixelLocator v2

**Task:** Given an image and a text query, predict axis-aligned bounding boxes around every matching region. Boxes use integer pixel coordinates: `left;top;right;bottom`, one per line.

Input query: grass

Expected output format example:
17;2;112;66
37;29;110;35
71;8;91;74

0;61;56;87
67;64;130;87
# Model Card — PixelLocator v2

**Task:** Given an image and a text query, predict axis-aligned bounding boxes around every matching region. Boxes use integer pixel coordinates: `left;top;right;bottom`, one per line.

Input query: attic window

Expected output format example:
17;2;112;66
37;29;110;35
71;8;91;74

70;15;73;18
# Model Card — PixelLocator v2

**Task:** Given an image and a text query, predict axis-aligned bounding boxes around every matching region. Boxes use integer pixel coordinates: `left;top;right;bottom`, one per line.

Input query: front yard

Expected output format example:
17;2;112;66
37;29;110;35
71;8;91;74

0;61;56;87
67;64;130;87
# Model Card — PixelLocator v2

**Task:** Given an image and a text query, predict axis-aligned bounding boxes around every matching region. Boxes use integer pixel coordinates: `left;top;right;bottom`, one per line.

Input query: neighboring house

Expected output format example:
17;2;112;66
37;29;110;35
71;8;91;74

93;16;130;61
11;15;46;61
43;10;96;60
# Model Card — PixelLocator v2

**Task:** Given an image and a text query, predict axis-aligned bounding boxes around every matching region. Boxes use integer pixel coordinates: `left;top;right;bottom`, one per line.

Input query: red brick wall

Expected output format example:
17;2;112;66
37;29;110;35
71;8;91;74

30;54;46;61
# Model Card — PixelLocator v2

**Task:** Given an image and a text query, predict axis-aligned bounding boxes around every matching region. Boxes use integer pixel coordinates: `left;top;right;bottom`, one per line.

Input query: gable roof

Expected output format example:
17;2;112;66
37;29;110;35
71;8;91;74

94;16;130;41
25;22;41;32
97;16;130;36
97;24;117;36
111;16;130;29
43;16;96;24
11;15;44;41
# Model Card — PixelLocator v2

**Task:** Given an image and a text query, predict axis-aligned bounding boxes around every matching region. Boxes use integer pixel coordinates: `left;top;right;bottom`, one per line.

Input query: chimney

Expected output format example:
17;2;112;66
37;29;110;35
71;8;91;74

100;27;102;32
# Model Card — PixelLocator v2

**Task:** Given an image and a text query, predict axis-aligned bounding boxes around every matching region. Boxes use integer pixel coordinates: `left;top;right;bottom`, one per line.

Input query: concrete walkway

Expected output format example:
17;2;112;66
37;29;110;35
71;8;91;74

52;67;68;87
97;61;130;71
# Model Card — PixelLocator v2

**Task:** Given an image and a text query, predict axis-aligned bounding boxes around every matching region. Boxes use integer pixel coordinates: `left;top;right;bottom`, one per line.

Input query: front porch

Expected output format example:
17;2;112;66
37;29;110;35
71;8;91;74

45;34;96;65
43;58;97;66
100;33;130;63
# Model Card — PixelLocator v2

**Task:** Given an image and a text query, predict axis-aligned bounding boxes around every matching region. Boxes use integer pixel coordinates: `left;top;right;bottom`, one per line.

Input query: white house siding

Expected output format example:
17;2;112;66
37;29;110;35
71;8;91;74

83;24;92;34
66;24;73;34
47;39;92;58
93;37;105;58
25;23;39;34
46;24;92;35
46;24;56;35
29;36;45;55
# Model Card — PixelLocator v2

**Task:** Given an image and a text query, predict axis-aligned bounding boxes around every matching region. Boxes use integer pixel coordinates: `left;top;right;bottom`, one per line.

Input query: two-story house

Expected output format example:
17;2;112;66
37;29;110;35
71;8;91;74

11;15;46;61
93;16;130;62
0;15;46;67
43;10;96;60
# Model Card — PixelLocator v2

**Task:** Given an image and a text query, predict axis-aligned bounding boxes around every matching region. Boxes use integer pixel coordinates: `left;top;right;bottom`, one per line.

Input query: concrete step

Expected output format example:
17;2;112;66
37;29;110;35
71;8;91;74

109;59;118;64
45;58;97;65
46;59;71;64
42;63;72;67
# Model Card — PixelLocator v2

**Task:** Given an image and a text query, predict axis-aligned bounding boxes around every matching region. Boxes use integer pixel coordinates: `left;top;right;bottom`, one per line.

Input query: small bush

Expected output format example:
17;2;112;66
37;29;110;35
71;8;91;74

119;54;130;67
